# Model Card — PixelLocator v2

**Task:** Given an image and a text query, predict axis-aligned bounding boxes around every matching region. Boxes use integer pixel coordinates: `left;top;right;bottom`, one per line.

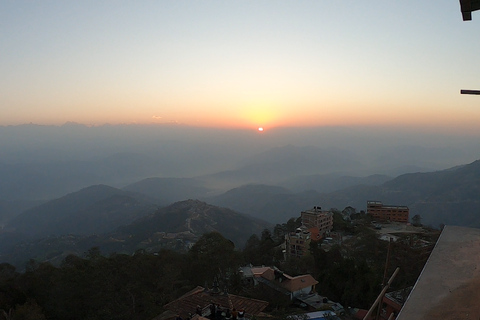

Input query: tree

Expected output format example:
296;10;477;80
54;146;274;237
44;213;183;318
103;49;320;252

244;234;261;264
411;214;422;227
332;210;350;232
12;300;46;320
285;217;302;233
261;229;273;243
272;224;286;243
188;232;240;285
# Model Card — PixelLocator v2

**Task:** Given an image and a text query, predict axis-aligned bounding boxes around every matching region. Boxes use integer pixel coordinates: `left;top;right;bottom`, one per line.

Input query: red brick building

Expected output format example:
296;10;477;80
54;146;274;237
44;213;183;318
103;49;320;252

367;201;409;223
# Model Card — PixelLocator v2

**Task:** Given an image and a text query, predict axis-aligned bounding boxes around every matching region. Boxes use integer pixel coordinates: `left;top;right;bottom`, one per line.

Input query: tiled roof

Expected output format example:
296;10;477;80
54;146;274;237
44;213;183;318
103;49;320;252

249;266;318;294
163;286;268;319
281;274;318;293
250;266;273;277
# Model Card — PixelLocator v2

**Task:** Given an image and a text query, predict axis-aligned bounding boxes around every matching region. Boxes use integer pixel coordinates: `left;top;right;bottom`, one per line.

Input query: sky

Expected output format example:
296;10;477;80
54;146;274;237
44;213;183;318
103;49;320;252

1;1;480;132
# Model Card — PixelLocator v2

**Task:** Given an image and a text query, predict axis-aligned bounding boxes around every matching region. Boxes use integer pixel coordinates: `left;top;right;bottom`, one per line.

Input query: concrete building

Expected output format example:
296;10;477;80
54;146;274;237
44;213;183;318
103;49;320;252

285;227;311;258
367;201;409;223
239;265;318;301
285;207;334;258
301;206;333;239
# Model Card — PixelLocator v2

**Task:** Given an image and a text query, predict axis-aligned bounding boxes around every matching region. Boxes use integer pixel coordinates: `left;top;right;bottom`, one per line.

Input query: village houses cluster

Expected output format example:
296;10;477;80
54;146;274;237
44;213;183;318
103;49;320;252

157;200;418;320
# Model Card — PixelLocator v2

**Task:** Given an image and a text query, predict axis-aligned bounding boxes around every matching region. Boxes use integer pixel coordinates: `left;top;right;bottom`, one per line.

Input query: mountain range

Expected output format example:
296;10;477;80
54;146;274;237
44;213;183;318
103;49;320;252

4;159;480;241
1;158;480;268
200;160;480;227
0;199;271;268
1;124;480;268
7;184;158;238
110;199;270;250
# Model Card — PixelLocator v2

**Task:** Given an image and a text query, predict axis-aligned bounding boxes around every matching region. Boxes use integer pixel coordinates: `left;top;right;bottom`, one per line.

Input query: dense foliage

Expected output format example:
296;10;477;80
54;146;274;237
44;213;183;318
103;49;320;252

0;249;190;320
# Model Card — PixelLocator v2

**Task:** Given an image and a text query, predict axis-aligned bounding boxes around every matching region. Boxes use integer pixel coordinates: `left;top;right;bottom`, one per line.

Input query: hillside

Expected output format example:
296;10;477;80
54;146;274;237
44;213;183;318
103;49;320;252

110;199;271;250
123;177;212;205
0;199;44;225
279;173;392;193
197;145;364;190
205;184;323;223
6;184;158;238
321;160;480;228
0;199;271;267
204;160;480;228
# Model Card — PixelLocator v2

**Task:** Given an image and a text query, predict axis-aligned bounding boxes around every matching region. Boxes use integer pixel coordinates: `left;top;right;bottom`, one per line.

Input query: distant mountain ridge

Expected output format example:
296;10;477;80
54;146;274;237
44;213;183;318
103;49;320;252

318;159;480;227
110;199;270;249
279;173;391;193
123;177;212;205
205;184;321;223
205;160;480;228
198;145;364;189
0;199;271;267
7;184;158;238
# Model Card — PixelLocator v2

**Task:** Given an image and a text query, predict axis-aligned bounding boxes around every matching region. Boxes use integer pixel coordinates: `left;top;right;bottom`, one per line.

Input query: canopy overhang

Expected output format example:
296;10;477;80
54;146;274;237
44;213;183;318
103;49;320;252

459;0;480;20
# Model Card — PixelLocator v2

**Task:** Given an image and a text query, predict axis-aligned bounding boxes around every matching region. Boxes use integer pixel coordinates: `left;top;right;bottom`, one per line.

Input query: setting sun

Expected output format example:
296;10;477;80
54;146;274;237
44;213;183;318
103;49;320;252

258;127;264;132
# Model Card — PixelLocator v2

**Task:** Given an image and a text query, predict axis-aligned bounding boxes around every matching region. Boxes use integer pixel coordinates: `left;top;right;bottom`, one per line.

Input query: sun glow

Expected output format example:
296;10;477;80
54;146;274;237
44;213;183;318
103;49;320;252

240;102;280;129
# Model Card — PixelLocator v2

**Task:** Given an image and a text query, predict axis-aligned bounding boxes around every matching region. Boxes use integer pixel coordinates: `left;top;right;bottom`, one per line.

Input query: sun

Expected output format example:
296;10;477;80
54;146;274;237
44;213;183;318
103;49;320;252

258;127;264;132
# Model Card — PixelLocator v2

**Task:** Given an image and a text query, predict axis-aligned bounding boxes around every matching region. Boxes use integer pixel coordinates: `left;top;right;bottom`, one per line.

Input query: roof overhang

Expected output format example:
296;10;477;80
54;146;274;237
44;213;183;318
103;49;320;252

460;0;480;20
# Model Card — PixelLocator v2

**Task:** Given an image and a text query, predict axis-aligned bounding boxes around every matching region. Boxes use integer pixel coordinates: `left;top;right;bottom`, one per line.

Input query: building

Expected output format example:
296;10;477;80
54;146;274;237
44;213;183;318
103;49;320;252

301;206;334;239
239;265;318;301
381;287;412;319
367;201;409;223
285;207;334;258
289;310;339;320
155;283;269;320
285;227;311;258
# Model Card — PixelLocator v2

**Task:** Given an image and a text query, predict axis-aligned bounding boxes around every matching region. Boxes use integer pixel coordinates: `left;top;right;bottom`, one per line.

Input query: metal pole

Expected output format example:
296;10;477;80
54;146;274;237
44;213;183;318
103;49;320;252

363;267;400;320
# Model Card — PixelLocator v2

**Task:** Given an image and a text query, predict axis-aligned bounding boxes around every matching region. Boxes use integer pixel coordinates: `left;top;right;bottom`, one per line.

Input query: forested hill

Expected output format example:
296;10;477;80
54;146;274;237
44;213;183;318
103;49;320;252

321;160;480;227
6;184;158;238
204;159;480;228
0;200;271;268
111;199;271;249
122;177;212;206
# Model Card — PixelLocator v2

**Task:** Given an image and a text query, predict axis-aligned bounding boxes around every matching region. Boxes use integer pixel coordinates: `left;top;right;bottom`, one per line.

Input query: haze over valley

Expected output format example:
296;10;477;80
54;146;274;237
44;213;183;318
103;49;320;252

1;123;480;266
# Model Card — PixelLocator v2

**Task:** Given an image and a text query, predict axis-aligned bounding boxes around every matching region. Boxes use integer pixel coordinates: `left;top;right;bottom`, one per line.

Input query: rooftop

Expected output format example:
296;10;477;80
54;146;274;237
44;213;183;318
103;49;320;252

301;206;331;215
367;200;409;209
160;286;268;320
242;265;318;294
459;0;480;20
397;225;480;320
